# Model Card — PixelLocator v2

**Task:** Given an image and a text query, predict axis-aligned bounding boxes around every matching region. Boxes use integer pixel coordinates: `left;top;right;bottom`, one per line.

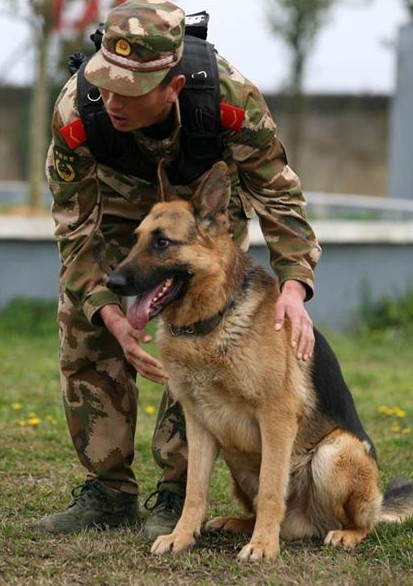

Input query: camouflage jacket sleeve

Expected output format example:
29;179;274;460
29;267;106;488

45;76;121;324
218;55;322;299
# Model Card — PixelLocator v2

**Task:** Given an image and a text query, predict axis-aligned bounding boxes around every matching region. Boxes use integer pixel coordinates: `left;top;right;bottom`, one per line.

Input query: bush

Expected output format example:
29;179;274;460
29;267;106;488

0;298;57;337
360;289;413;332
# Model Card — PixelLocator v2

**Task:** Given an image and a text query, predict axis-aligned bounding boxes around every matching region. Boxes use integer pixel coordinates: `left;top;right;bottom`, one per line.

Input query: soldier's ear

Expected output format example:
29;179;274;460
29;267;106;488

191;161;230;228
157;159;178;201
165;74;186;103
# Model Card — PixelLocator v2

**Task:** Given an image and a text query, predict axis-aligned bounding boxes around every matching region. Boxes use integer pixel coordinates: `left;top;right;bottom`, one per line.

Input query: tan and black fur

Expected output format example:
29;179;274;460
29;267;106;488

108;162;413;561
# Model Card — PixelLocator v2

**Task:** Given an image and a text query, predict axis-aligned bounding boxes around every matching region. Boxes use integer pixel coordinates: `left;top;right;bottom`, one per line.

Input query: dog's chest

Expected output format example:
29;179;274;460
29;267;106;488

165;346;261;452
164;338;250;402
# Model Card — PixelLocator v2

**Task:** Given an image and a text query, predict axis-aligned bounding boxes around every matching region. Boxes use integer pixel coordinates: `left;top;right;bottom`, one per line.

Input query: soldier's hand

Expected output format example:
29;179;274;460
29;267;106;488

100;305;169;384
274;280;314;361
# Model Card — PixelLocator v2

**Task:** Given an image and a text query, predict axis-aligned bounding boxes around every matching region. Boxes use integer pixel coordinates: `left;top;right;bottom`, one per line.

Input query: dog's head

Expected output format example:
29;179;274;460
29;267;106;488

107;161;233;329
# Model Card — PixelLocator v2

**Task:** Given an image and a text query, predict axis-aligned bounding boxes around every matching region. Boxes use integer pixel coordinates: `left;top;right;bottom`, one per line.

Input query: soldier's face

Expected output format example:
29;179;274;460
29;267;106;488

100;75;185;132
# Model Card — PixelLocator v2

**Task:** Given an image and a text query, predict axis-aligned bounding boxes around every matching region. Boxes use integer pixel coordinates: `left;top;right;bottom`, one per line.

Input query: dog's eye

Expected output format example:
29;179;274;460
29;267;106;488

154;236;171;250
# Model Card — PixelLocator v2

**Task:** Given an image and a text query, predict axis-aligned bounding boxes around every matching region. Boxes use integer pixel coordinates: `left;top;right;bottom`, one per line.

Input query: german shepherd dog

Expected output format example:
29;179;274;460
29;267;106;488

108;162;413;561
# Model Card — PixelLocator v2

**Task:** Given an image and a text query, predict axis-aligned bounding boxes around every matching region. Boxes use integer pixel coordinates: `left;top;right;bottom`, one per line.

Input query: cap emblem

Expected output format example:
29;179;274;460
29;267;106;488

115;38;132;57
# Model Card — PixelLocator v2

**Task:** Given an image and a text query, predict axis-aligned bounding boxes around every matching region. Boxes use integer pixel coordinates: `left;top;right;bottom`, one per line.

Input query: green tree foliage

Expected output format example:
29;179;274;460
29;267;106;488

265;0;337;166
404;0;413;19
1;1;105;210
267;0;335;96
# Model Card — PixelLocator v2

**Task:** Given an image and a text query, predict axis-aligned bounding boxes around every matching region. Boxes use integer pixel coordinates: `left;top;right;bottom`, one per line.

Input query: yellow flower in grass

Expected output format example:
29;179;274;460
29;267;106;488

11;402;22;411
18;419;27;427
402;427;411;435
45;415;57;425
378;406;394;416
391;423;401;433
394;408;406;419
28;417;41;426
144;405;155;415
378;405;407;418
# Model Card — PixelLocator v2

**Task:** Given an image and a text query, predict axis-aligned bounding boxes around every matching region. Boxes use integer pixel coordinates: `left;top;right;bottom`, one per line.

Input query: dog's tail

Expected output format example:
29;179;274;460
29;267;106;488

379;477;413;523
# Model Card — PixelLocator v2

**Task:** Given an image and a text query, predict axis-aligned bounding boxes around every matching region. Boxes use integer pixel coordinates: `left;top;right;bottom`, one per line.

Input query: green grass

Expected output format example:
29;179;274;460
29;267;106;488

1;299;412;586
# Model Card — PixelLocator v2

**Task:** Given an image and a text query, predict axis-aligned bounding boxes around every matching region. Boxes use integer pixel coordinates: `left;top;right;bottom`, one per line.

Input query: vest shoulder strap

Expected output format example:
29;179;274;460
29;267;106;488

170;35;223;183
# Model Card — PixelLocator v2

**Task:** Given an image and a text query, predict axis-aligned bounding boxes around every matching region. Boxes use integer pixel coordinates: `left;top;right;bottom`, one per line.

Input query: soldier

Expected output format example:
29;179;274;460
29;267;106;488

40;0;321;536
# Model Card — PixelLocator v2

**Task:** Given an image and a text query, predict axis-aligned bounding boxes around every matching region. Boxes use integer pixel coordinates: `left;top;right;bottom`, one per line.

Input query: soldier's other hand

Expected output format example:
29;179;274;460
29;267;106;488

274;280;314;361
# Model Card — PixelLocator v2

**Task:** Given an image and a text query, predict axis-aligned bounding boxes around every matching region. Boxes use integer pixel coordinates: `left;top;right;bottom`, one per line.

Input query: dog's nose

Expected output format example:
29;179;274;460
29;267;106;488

107;271;129;295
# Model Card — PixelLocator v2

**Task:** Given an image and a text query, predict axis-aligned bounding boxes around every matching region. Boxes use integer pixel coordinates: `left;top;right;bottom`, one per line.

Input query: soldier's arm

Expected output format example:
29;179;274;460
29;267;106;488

218;56;321;300
46;77;122;324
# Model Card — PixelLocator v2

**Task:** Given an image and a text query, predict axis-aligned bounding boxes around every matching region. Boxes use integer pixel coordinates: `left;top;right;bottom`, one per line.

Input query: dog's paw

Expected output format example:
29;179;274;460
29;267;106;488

237;538;279;562
151;531;196;555
324;529;368;549
206;516;255;535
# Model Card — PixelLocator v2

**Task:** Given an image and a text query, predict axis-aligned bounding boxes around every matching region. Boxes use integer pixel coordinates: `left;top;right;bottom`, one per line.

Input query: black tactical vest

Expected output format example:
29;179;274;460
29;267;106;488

75;13;224;184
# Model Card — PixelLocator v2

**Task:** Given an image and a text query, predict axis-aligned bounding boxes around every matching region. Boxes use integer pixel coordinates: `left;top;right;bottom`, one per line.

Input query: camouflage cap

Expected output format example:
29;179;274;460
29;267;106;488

84;0;185;97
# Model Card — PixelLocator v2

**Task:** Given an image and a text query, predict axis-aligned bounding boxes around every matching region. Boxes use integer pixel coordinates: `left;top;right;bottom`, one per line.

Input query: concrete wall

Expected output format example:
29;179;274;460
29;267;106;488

1;216;412;330
0;240;60;306
0;87;389;196
265;95;389;197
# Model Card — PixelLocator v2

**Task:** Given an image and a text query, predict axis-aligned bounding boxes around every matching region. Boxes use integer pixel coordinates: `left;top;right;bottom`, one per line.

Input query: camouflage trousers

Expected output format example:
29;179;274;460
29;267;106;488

58;216;187;495
59;297;188;494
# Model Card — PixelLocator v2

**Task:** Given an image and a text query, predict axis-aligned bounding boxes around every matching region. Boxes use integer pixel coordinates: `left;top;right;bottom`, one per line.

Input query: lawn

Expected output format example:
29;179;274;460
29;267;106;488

0;299;412;586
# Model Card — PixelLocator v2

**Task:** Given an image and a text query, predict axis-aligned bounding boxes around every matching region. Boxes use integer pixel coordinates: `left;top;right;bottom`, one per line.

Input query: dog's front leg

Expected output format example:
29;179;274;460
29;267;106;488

238;405;297;561
151;407;218;555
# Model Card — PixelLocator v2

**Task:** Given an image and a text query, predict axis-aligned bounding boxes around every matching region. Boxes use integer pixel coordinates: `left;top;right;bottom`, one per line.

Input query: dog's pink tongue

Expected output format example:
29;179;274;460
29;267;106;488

127;293;153;330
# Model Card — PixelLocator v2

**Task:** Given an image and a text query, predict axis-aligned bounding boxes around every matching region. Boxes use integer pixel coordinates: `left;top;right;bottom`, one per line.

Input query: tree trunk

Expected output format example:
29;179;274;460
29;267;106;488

28;23;50;211
287;46;306;170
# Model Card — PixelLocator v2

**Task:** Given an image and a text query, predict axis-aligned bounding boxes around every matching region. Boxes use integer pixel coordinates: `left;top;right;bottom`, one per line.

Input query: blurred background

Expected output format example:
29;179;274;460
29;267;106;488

0;0;412;328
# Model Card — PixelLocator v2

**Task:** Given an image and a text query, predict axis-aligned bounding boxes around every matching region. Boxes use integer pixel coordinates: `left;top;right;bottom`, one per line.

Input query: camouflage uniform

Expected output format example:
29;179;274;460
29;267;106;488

46;0;321;496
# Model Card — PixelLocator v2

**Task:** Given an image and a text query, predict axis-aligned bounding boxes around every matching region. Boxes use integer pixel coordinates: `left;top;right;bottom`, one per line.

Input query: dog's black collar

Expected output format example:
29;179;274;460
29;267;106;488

167;269;253;337
168;299;235;337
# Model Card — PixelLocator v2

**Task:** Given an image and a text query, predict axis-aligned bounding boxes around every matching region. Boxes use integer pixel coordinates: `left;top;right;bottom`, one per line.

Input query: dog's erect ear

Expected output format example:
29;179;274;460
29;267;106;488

192;161;231;227
157;159;178;202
